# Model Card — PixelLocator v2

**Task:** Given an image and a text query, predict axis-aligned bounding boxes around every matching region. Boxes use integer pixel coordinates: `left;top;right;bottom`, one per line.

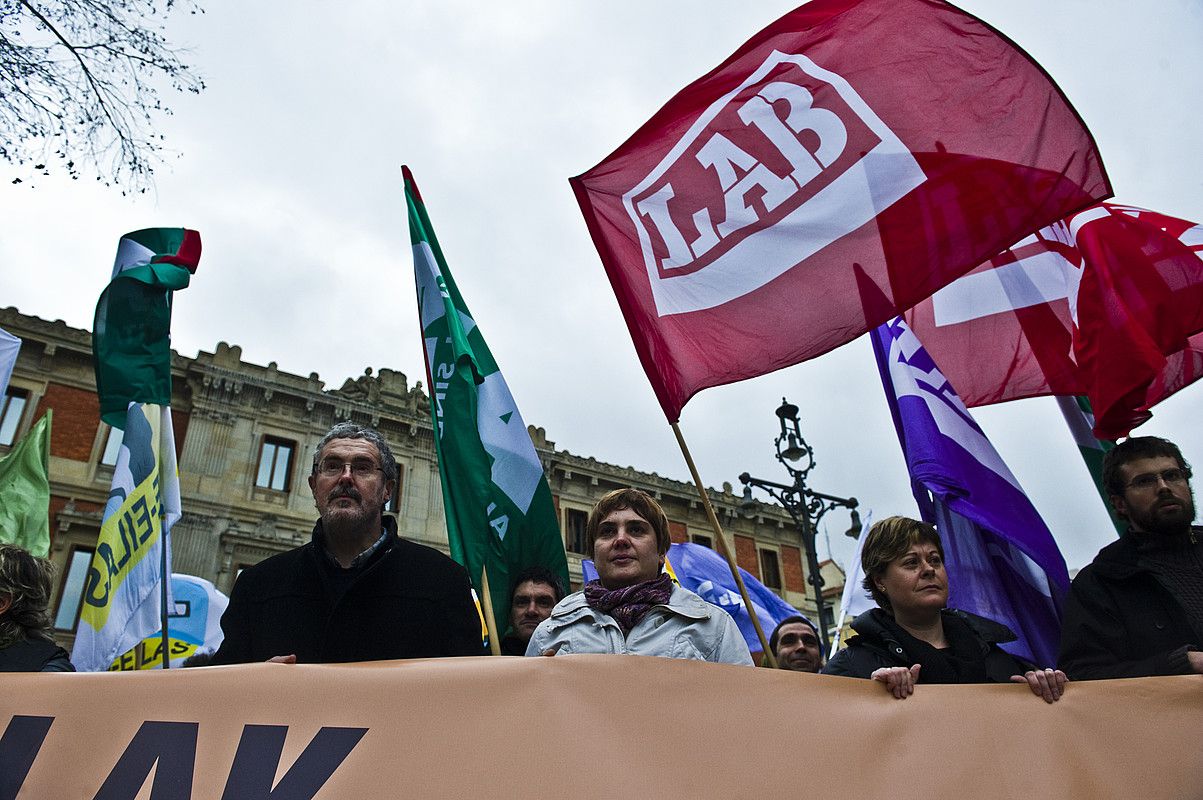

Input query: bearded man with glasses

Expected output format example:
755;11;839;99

1059;436;1203;679
211;422;482;664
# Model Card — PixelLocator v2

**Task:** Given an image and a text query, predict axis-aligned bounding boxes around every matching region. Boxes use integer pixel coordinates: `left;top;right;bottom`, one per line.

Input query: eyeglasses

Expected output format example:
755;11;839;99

316;459;384;478
1124;467;1192;492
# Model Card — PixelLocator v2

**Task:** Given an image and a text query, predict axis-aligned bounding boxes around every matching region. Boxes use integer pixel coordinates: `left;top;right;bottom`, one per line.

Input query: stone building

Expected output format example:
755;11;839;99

0;307;842;655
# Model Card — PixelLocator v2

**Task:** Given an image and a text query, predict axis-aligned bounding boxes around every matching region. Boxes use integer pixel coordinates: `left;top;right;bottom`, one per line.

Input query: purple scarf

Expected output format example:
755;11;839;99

584;573;673;634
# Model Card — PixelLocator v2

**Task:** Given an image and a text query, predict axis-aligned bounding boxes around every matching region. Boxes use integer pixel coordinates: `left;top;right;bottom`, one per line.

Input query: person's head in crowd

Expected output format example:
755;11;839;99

508;566;565;644
860;516;947;621
1102;436;1195;536
0;542;56;647
770;615;823;673
308;422;398;552
586;488;671;589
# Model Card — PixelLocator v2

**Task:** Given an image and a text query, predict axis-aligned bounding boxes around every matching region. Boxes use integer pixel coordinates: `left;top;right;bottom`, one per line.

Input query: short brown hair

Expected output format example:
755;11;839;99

0;543;57;647
585;488;671;558
859;516;943;613
1102;436;1190;497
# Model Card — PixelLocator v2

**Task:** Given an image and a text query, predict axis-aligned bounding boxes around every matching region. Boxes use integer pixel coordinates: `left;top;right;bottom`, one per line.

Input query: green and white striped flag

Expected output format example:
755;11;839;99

405;167;569;633
1056;395;1123;535
93;228;200;428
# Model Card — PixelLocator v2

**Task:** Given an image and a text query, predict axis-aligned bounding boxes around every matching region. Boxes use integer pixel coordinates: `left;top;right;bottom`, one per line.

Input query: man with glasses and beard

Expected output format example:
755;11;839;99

212;422;482;664
1059;436;1203;679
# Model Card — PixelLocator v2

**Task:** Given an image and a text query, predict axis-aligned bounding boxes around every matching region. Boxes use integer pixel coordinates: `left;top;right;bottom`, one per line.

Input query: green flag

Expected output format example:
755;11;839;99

405;166;570;634
0;410;51;556
93;228;200;429
1056;395;1124;535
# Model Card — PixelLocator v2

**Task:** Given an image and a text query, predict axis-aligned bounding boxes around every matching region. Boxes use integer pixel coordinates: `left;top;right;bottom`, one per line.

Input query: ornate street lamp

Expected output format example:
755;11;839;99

739;398;860;655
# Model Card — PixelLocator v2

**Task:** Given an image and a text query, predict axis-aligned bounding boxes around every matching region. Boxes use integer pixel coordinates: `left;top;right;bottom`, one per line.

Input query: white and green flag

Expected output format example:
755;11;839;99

1056;395;1123;535
405;166;569;632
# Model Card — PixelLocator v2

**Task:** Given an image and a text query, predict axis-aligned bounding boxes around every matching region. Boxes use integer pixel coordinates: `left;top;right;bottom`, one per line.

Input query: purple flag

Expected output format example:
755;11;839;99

871;317;1068;666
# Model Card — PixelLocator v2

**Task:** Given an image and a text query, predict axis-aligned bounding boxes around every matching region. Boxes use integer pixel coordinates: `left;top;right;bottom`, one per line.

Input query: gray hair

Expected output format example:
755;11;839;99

0;543;56;647
311;422;399;484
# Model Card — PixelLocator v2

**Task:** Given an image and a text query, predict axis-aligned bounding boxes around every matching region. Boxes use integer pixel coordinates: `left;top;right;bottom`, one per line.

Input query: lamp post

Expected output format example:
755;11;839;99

739;398;861;656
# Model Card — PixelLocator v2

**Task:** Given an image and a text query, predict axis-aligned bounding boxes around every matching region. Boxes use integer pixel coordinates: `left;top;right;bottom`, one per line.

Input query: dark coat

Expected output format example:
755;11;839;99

0;637;74;672
499;635;527;656
211;517;484;664
1057;528;1201;680
822;608;1033;682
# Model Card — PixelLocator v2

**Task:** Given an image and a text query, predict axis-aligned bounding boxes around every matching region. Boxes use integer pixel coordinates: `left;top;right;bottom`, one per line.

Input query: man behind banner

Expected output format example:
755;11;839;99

1060;437;1203;679
526;488;751;665
211;423;482;664
501;566;565;656
768;616;823;673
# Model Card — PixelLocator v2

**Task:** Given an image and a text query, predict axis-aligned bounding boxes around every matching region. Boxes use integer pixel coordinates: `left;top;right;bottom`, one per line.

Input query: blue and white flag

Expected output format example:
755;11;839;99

110;573;228;670
72;403;179;672
871;317;1068;666
0;326;20;397
585;542;810;656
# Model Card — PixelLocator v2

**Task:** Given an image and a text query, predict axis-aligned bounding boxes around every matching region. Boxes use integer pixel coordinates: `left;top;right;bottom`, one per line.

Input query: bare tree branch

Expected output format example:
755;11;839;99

1;0;205;192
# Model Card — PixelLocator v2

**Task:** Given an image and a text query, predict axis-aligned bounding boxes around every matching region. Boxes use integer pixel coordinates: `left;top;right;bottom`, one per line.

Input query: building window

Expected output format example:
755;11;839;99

759;548;782;590
255;437;294;491
565;508;588;554
692;533;714;550
0;388;28;446
54;546;95;631
100;426;123;466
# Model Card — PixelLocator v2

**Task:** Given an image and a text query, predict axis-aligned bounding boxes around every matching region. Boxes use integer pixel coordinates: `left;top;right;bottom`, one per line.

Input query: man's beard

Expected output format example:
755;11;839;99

1131;491;1196;537
321;486;378;536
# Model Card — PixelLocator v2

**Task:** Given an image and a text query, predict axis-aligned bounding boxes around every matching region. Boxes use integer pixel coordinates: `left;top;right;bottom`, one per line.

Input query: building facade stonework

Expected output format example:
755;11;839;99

0;308;841;655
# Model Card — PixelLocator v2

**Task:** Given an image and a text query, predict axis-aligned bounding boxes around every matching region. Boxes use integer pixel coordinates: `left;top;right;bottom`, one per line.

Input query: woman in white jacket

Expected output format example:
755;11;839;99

526;488;752;666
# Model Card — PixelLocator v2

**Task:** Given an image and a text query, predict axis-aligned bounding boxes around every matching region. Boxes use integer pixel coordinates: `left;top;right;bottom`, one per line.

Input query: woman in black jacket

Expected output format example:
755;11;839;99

822;516;1063;702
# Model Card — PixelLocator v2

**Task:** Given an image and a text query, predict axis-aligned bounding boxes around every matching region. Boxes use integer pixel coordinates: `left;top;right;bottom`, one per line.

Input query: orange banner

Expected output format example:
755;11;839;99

2;656;1201;798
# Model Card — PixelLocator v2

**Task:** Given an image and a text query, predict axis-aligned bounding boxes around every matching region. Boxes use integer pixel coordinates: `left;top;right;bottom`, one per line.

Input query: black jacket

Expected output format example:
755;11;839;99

0;637;74;672
822;608;1033;682
1057;527;1201;680
211;517;484;664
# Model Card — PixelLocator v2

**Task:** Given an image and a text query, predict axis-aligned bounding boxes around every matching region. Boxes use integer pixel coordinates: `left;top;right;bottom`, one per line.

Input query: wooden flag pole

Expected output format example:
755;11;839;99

671;422;778;668
480;565;503;656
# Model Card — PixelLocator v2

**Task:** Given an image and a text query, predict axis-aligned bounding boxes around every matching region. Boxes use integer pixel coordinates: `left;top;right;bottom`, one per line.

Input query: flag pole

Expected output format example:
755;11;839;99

159;536;170;668
158;413;170;670
671;422;777;667
480;565;503;656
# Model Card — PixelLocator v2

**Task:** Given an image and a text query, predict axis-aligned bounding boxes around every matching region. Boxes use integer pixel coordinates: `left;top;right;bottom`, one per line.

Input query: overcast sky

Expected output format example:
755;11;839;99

2;0;1200;574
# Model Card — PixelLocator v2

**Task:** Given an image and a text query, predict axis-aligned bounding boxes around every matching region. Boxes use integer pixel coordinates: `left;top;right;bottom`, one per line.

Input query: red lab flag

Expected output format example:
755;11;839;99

571;0;1110;422
906;203;1203;439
